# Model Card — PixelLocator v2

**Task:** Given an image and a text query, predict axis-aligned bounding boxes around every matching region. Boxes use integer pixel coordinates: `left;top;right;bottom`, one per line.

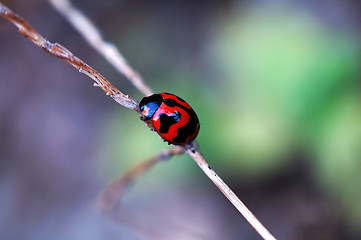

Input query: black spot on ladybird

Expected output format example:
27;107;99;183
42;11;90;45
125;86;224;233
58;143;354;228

158;112;181;134
175;95;186;102
172;110;199;144
163;98;177;107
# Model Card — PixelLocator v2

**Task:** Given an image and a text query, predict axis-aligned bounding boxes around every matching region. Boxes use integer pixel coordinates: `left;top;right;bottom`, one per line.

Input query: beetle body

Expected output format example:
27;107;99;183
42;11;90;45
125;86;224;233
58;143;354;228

139;93;200;145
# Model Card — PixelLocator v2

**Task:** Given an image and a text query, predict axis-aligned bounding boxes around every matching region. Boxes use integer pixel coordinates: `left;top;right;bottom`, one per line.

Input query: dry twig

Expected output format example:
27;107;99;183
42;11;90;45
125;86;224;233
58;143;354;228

98;147;185;212
49;0;153;96
186;142;276;240
0;1;138;111
0;2;276;239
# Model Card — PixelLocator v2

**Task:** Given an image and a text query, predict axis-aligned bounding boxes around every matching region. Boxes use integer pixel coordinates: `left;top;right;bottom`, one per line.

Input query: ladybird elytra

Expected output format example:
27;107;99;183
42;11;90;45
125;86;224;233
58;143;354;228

139;92;200;145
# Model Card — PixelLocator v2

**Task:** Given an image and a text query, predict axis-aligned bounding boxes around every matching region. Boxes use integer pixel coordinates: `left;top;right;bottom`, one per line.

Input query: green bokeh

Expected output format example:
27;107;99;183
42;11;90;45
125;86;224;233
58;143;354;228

211;4;361;229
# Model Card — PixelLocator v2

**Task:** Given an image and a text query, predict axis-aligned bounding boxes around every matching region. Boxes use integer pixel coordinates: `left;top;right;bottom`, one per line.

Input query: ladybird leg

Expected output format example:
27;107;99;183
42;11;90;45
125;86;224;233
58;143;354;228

162;139;172;145
142;119;156;131
140;116;151;121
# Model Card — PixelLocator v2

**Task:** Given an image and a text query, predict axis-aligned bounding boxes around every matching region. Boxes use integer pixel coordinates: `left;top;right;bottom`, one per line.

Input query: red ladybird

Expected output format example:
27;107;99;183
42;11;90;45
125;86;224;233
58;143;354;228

139;93;200;145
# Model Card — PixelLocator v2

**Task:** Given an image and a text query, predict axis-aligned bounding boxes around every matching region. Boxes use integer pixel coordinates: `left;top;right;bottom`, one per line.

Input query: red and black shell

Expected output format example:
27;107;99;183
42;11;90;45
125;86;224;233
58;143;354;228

139;93;200;145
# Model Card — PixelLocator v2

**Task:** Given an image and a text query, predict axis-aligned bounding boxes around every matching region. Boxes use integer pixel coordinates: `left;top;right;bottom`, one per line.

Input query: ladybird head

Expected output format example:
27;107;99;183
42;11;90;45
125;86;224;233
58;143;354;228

139;94;163;120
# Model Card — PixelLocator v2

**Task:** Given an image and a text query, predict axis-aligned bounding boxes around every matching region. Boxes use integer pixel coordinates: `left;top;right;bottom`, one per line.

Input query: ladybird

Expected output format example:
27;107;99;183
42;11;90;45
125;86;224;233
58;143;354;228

139;93;200;145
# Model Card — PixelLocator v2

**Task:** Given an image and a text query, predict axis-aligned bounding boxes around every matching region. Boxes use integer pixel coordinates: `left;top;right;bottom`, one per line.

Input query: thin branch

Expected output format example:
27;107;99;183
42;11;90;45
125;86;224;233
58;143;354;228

98;147;185;212
0;2;277;239
186;142;276;240
49;0;154;96
0;2;139;111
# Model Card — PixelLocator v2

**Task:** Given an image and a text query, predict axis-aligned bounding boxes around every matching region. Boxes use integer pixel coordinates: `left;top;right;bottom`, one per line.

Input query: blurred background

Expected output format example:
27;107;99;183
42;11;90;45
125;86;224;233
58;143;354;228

1;0;360;239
